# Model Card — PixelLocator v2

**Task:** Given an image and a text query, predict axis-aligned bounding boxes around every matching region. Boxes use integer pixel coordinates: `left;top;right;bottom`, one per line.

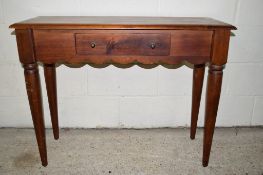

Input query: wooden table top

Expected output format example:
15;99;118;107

10;16;237;30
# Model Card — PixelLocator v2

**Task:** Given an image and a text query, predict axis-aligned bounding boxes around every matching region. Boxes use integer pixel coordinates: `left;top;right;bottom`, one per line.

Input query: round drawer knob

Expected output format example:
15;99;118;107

90;42;96;48
150;43;156;49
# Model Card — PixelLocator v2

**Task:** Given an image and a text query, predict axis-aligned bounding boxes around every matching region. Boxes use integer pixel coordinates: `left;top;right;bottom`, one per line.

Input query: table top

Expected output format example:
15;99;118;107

10;16;236;30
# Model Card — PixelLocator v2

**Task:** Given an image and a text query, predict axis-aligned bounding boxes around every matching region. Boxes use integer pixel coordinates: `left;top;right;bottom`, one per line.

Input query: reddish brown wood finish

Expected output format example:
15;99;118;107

24;63;47;166
10;16;236;167
190;64;205;140
202;29;231;167
14;28;48;166
211;30;231;65
44;64;59;140
33;30;212;64
171;31;212;56
76;33;171;56
15;29;35;64
203;65;223;167
33;30;75;59
10;16;236;30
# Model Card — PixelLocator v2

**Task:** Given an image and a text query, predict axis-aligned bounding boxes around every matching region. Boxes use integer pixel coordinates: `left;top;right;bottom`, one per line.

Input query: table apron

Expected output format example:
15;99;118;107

33;29;213;65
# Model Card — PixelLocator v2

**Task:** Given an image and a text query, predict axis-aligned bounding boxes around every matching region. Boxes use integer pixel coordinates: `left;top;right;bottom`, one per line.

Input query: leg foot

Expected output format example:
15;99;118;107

202;160;208;167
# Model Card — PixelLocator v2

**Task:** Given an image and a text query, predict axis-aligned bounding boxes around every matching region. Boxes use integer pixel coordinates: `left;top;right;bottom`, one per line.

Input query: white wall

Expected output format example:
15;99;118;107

0;0;262;128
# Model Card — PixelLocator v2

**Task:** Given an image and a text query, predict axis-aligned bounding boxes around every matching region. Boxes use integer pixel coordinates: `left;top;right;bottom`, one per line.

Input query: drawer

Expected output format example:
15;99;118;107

75;33;171;56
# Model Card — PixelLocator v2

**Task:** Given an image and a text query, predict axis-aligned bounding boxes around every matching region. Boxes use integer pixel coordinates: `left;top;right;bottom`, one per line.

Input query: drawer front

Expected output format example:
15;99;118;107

75;33;171;56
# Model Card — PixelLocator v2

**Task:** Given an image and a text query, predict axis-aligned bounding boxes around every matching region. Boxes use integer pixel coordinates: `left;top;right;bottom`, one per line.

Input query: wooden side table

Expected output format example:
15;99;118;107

10;16;236;167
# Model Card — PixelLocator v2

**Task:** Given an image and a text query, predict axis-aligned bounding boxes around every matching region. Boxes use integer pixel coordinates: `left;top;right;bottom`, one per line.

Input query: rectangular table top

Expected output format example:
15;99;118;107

10;16;236;30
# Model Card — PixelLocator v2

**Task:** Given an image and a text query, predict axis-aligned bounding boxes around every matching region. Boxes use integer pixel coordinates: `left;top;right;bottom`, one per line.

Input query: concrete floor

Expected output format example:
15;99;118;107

0;128;262;175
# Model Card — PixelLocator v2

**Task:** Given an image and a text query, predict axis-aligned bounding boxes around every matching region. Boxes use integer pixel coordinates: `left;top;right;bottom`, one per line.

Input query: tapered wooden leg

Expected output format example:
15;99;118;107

190;64;205;139
44;64;59;140
23;63;47;167
202;65;223;167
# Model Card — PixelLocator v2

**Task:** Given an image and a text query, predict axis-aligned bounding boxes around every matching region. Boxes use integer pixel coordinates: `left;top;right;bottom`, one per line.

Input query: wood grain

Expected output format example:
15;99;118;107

202;28;231;167
10;16;237;30
33;30;212;65
211;29;231;65
203;65;224;167
23;63;47;167
44;64;59;140
190;64;205;140
15;29;36;64
171;31;212;56
33;30;75;59
11;16;236;167
76;33;170;56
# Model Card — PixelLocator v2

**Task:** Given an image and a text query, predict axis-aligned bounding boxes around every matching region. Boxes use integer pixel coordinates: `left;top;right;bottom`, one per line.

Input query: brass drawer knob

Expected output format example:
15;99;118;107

90;42;96;48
